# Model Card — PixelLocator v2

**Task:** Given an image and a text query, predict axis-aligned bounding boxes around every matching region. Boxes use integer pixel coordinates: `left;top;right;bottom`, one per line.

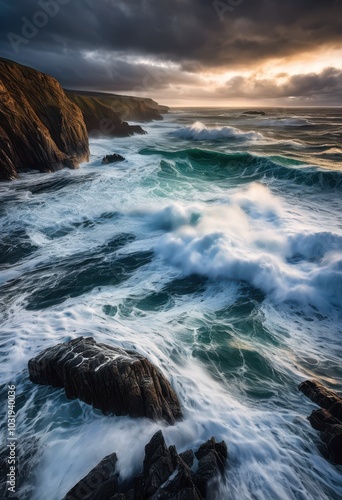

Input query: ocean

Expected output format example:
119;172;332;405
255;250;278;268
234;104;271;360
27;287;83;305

0;108;341;499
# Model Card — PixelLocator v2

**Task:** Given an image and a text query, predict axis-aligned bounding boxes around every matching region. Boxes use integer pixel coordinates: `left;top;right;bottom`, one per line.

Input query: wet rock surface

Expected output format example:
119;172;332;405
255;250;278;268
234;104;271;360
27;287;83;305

299;379;342;464
0;58;89;181
28;337;182;424
102;154;125;165
64;431;228;500
64;453;119;500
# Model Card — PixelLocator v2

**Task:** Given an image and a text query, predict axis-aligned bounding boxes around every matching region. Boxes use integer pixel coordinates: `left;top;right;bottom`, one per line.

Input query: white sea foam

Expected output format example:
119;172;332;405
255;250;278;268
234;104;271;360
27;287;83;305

258;118;313;127
0;112;341;500
153;184;342;310
172;121;264;141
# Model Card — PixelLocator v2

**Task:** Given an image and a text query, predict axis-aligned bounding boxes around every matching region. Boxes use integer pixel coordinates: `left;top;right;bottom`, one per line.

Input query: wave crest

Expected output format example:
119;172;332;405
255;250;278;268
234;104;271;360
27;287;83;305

151;186;342;311
172;121;264;141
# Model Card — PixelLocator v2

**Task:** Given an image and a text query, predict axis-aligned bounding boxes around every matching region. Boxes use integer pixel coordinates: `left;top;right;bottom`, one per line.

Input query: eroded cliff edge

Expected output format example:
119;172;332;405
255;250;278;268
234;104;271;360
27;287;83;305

0;59;169;181
66;90;169;125
0;58;90;181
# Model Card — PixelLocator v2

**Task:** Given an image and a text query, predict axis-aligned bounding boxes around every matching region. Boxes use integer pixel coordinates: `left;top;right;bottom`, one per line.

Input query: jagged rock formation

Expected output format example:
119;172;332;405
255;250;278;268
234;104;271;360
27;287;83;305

28;337;182;424
0;58;89;181
64;431;228;499
66;90;169;125
102;154;125;164
65;453;119;500
299;379;342;464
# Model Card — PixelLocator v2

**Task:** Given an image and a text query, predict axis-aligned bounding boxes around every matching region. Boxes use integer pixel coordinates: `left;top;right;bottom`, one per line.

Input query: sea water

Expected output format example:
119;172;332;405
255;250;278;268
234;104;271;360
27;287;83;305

0;108;341;499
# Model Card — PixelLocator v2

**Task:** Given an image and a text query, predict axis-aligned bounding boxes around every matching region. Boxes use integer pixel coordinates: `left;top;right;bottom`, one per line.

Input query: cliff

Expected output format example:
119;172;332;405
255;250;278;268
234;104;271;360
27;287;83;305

0;58;89;181
66;90;169;125
65;91;146;137
0;59;169;181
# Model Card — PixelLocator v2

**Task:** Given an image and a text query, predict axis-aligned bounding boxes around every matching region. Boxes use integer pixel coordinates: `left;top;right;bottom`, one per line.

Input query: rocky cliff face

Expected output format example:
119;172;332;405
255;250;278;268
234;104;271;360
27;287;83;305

0;58;89;181
66;91;146;137
66;90;169;126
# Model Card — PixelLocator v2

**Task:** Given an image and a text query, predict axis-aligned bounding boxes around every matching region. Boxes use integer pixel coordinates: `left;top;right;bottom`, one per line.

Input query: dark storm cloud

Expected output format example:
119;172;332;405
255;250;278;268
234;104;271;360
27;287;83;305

220;67;342;102
0;0;341;101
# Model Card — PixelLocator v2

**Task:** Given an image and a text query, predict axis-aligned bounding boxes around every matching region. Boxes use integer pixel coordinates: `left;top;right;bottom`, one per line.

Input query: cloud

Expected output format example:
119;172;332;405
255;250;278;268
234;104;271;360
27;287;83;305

220;67;342;102
0;0;342;103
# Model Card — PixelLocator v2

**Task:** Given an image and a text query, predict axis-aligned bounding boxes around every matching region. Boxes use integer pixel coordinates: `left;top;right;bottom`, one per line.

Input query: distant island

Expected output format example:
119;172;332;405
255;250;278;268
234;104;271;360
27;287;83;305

241;110;266;116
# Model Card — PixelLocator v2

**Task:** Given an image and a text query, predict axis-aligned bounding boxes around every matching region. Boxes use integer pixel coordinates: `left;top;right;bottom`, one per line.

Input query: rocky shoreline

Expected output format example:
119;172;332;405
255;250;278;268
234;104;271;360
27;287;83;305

0;58;168;181
25;337;342;499
64;431;227;500
28;337;227;499
0;58;89;181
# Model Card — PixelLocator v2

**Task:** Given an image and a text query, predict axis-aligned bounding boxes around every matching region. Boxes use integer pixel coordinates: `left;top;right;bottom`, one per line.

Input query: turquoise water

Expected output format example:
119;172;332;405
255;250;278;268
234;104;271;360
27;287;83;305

0;108;341;499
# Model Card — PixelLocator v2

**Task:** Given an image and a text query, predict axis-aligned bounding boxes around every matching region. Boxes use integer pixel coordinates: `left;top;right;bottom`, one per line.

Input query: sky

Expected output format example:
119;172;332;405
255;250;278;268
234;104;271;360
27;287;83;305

0;0;342;106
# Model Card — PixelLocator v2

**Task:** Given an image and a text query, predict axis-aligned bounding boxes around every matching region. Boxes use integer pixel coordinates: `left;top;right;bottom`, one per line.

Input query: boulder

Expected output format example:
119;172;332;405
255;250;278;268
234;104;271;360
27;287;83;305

308;408;341;431
102;154;125;165
64;431;228;499
299;379;342;464
321;424;342;464
28;337;182;424
299;380;342;419
0;58;89;181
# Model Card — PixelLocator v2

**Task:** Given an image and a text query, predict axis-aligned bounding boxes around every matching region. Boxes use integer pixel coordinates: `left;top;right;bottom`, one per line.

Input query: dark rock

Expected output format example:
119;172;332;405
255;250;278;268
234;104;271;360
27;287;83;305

102;154;125;165
299;379;342;465
194;438;228;498
321;424;342;464
132;433;227;499
142;430;175;497
28;337;182;424
179;449;195;468
0;58;89;181
309;409;341;431
299;380;342;419
157;461;202;500
64;453;119;500
112;494;135;500
241;110;266;116
65;432;228;500
137;433;227;499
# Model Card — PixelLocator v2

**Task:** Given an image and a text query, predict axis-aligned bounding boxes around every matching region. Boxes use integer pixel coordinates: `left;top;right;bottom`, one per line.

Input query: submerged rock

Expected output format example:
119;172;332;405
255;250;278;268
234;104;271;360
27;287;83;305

299;379;342;464
102;154;125;165
241;110;266;116
0;58;89;181
28;337;182;424
64;431;228;499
